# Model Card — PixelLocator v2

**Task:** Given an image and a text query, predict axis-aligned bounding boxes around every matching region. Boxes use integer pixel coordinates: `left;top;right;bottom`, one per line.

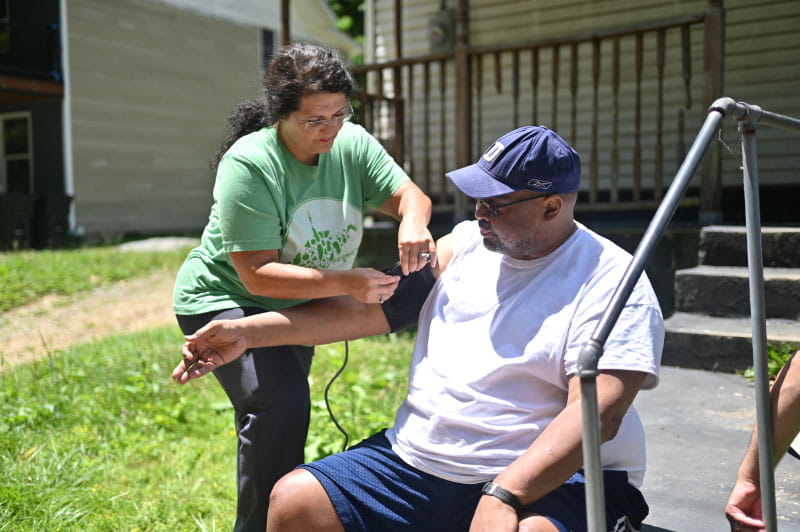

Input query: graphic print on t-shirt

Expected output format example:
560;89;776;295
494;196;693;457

282;198;362;269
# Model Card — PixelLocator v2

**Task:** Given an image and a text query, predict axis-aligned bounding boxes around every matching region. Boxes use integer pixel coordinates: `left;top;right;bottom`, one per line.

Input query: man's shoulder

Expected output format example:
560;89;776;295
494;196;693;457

573;225;634;266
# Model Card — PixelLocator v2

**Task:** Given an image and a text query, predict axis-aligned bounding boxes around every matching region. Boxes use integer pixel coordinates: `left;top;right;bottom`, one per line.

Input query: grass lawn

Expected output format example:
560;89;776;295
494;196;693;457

0;246;190;311
1;244;795;530
0;244;416;531
0;324;415;531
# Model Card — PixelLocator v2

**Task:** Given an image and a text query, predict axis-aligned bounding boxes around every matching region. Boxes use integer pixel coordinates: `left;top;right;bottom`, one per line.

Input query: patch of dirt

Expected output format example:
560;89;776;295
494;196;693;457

0;269;178;370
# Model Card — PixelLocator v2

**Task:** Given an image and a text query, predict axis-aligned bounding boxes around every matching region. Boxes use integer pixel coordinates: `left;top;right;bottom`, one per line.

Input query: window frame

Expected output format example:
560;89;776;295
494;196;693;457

0;0;9;54
0;111;34;195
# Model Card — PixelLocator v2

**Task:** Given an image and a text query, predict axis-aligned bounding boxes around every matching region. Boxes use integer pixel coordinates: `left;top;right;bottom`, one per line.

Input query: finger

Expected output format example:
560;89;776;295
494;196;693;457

727;513;765;531
172;361;188;382
426;240;438;268
417;249;432;268
377;276;400;291
398;246;412;276
400;249;423;275
172;342;200;380
185;361;215;380
375;276;400;303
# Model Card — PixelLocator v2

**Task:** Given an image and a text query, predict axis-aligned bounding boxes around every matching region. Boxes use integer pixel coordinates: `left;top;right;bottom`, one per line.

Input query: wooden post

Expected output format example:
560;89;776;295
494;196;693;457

701;0;725;224
393;0;404;163
454;0;471;220
280;0;290;45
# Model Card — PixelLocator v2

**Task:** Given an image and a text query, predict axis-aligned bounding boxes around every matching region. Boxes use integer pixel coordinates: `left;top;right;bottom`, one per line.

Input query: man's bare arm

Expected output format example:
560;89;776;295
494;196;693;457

172;232;455;384
469;370;647;532
172;296;390;383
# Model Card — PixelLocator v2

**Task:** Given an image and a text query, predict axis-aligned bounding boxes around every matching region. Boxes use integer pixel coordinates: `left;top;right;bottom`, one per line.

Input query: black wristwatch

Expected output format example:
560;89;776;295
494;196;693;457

481;481;522;513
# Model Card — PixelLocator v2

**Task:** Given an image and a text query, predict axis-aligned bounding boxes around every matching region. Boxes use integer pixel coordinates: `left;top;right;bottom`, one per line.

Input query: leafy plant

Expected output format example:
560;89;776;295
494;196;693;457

326;0;364;42
742;342;798;381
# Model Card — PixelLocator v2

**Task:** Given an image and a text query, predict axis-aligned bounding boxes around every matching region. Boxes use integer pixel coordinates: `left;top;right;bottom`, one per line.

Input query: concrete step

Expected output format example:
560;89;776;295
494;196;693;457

699;225;800;267
663;312;800;372
674;265;800;319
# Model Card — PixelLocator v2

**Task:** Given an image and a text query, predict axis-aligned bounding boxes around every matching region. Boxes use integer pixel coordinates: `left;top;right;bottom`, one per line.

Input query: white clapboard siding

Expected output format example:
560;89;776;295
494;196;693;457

367;0;800;194
69;0;263;236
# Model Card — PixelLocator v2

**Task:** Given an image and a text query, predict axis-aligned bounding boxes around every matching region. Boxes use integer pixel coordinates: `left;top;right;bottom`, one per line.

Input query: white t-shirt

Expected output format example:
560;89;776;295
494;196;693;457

386;220;664;487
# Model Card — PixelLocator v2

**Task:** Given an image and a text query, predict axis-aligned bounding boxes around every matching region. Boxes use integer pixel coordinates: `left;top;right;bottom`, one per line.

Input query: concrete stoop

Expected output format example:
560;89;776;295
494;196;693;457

699;225;800;267
663;312;800;372
663;225;800;372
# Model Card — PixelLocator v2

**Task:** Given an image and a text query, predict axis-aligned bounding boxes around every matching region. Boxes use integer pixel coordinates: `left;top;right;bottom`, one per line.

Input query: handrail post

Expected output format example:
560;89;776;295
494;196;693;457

579;104;727;531
578;97;800;531
578;340;606;531
738;105;778;532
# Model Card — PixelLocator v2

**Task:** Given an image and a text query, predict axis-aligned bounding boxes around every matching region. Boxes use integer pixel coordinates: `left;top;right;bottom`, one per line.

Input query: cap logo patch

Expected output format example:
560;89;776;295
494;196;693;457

482;141;505;163
527;178;552;189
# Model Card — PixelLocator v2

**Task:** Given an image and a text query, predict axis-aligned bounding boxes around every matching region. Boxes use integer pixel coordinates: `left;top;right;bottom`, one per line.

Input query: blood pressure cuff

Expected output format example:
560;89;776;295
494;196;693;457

380;262;436;332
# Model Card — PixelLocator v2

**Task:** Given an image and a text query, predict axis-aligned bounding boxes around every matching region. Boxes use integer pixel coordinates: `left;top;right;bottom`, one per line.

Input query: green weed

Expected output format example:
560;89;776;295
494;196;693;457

742;342;798;381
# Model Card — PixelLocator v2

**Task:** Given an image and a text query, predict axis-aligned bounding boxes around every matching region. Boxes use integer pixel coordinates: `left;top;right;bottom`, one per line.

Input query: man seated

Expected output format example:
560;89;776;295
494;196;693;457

173;126;665;532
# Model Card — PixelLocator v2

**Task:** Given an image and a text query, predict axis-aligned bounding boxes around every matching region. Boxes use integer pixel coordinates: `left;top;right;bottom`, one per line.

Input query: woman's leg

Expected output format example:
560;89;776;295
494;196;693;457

177;308;314;532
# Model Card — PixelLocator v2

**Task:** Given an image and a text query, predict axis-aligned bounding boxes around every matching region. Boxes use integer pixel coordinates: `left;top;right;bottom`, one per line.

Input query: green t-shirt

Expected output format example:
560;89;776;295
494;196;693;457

173;122;409;315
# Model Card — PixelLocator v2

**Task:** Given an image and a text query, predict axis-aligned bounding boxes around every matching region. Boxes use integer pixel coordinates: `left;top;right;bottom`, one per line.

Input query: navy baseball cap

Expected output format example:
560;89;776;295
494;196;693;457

446;126;581;198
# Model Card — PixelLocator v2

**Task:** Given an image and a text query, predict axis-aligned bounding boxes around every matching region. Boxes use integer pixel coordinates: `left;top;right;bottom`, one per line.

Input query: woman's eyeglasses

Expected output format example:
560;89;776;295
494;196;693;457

474;194;550;219
294;106;354;131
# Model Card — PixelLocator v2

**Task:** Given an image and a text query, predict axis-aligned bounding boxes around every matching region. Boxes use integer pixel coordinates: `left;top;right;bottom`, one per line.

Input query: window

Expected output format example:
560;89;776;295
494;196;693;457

1;113;33;195
0;0;8;54
261;29;275;70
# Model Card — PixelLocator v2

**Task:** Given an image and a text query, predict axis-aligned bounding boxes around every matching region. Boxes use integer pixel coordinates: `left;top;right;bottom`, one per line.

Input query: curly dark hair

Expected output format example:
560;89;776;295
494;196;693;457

211;42;357;171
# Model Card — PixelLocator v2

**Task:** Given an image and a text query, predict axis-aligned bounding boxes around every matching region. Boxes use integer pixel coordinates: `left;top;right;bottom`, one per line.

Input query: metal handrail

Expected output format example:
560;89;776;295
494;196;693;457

577;97;800;532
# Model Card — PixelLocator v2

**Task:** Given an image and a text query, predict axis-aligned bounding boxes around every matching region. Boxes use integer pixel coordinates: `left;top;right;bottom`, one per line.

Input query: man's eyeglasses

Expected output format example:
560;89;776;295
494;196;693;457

294;106;354;131
474;194;550;219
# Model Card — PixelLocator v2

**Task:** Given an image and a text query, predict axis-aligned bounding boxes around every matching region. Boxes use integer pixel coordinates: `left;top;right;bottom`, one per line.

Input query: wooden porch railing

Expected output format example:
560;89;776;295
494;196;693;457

351;1;724;222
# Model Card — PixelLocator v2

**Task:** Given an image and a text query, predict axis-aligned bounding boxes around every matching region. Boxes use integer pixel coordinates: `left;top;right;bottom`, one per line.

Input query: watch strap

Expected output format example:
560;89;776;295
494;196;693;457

481;481;522;513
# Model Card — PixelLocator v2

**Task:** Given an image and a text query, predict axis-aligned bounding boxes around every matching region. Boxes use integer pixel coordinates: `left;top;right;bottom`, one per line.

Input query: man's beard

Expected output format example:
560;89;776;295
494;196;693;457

478;220;534;257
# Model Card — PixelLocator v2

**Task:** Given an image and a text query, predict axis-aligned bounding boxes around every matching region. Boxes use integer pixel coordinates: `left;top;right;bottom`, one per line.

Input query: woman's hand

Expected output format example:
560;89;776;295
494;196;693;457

171;320;249;383
342;268;401;303
397;218;436;276
376;180;436;276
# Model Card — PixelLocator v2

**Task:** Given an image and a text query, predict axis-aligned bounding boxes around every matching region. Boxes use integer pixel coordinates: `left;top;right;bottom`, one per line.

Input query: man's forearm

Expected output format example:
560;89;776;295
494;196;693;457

241;295;392;348
490;371;645;506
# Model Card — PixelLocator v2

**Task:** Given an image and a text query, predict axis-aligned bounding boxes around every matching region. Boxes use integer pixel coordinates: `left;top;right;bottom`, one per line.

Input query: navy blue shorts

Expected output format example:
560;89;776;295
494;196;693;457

300;431;649;532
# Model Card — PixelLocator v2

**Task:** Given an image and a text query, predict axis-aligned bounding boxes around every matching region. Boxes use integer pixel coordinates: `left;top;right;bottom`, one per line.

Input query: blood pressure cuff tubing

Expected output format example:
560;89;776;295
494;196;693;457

380;262;436;332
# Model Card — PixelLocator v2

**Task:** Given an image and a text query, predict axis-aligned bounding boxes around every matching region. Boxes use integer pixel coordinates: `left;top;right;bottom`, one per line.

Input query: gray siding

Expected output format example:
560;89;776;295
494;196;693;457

721;0;800;186
68;0;261;237
368;0;800;192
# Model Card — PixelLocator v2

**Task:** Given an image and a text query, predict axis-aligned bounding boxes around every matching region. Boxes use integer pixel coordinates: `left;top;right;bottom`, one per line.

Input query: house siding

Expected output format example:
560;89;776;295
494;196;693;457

68;0;261;237
368;0;800;196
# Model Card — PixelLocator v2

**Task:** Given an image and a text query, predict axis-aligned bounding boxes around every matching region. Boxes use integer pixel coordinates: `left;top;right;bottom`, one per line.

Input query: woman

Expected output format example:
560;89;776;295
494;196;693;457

172;42;435;532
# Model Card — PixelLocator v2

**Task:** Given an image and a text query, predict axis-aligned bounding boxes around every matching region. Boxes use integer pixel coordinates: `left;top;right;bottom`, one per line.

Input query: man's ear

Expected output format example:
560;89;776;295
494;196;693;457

541;194;563;220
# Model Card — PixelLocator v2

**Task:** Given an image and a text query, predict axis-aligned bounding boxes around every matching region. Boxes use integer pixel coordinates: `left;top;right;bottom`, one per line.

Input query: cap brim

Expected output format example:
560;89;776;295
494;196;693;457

445;163;516;198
